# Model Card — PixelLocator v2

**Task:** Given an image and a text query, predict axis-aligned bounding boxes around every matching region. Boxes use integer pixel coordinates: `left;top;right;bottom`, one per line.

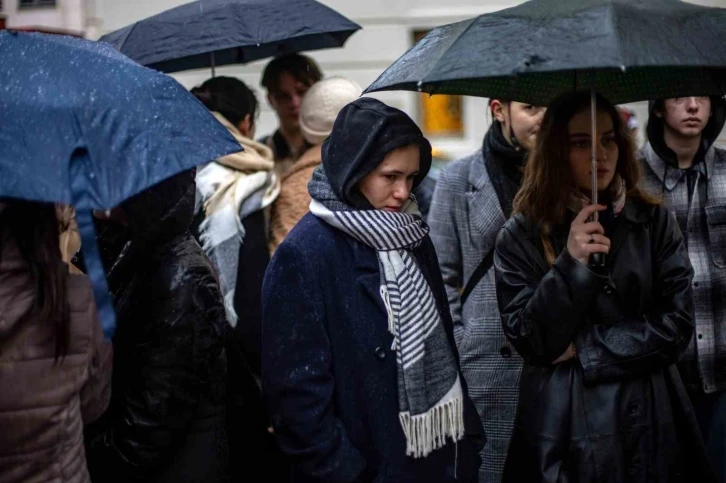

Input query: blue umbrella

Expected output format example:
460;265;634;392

99;0;361;74
0;31;243;337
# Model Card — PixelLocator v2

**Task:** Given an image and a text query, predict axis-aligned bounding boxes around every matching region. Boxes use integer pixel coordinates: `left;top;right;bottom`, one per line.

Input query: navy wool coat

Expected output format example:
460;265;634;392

262;213;484;483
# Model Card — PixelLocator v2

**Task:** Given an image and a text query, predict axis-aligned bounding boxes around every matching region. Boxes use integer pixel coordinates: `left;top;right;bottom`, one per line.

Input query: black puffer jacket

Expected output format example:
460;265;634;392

494;198;715;482
86;171;230;483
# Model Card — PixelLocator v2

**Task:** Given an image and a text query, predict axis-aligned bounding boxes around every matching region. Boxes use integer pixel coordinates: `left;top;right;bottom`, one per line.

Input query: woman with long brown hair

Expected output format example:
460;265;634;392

0;200;112;483
494;91;713;482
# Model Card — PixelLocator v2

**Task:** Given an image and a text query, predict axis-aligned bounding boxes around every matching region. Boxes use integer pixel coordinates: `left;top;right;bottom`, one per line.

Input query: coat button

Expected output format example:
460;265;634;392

603;285;613;295
374;347;387;361
500;346;512;358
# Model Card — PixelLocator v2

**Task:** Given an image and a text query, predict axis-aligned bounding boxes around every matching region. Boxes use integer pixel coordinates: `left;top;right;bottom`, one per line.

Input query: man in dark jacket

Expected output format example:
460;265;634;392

85;170;260;483
640;95;726;480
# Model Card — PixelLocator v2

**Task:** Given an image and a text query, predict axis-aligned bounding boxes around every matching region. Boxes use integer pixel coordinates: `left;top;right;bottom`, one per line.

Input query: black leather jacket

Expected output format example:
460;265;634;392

86;171;229;483
495;198;715;483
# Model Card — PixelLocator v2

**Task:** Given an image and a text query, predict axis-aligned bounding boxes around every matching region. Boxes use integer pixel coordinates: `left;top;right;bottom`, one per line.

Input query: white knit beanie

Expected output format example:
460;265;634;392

299;77;363;145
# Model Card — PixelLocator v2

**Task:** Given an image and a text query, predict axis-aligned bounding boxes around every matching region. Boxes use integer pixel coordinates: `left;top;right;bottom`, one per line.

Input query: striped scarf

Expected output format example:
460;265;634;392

309;169;464;458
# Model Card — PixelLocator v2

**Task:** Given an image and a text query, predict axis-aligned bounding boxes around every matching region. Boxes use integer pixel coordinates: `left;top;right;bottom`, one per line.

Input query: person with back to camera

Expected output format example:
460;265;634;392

0;200;112;483
191;76;280;378
85;171;233;483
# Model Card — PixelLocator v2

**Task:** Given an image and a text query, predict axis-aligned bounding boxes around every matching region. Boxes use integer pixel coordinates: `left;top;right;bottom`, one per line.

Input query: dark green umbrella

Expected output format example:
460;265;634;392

365;0;726;106
365;0;726;260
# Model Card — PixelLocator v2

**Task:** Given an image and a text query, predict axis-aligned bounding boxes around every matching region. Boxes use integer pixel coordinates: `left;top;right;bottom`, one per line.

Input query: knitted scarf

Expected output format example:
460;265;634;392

483;121;527;218
308;167;464;458
196;112;280;326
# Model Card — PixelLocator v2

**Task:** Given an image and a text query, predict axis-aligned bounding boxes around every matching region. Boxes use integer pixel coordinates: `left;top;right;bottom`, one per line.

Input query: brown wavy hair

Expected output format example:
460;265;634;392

0;200;70;361
512;91;659;264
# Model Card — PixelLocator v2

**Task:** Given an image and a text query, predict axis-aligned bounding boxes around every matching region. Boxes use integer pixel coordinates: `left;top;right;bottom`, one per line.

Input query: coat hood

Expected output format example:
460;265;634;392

646;96;726;169
121;169;196;246
321;97;432;208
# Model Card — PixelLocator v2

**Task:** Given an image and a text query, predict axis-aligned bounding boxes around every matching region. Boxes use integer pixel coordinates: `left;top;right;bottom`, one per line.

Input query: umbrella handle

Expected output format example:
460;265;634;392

590;252;606;268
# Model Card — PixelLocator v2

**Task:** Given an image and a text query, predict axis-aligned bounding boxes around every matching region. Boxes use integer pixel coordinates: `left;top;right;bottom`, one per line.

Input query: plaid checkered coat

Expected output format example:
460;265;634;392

429;149;520;483
640;142;726;394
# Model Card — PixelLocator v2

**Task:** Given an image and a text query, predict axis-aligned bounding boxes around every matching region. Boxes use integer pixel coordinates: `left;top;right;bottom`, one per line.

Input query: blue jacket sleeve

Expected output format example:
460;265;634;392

262;240;366;483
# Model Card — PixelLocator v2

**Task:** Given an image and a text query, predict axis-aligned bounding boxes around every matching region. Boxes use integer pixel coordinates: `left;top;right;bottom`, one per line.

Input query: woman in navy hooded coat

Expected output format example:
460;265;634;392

262;97;484;483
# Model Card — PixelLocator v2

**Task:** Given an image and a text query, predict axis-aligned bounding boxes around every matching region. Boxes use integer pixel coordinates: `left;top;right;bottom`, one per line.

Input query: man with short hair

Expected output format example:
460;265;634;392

640;95;726;481
260;53;323;175
428;100;545;483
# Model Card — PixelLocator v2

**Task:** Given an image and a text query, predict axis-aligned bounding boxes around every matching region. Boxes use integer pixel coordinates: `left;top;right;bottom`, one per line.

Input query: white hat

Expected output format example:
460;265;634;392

299;77;363;145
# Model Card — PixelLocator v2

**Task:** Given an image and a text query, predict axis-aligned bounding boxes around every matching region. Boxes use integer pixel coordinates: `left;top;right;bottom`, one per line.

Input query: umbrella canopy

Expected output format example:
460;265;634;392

0;30;241;209
0;31;243;337
365;0;726;105
99;0;361;74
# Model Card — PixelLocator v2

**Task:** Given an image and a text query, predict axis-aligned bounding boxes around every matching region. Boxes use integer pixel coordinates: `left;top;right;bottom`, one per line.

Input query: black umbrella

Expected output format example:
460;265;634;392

99;0;361;74
365;0;726;106
365;0;726;257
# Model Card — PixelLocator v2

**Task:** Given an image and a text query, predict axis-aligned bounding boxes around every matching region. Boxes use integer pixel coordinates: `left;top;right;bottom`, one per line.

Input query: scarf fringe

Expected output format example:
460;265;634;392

399;396;465;459
224;290;238;328
379;285;396;335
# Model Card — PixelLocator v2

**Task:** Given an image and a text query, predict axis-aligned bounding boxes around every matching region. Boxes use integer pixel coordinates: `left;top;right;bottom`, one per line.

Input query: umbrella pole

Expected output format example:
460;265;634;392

210;52;216;78
589;87;606;267
590;87;598;213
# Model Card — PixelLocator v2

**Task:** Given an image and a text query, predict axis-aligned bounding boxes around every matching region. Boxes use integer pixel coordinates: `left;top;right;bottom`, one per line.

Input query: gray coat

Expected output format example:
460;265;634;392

428;149;521;483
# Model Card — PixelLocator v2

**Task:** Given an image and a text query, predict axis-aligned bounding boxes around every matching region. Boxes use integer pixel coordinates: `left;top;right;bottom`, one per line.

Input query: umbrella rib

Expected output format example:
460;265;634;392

609;4;626;72
116;23;138;52
420;18;479;85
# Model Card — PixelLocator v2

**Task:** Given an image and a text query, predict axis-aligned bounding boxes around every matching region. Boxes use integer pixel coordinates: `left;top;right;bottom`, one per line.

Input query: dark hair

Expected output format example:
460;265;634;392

0;200;70;360
513;91;659;265
261;53;323;92
191;76;258;127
